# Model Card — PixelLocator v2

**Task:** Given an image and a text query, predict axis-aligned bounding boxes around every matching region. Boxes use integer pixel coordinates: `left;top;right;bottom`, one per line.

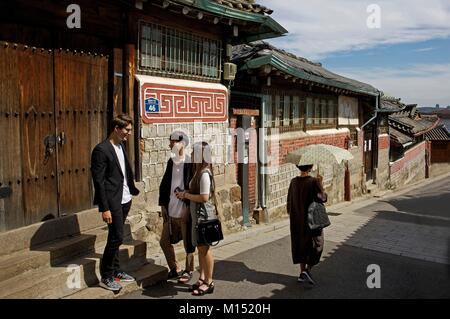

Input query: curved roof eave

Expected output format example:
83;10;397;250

240;54;379;97
193;0;288;37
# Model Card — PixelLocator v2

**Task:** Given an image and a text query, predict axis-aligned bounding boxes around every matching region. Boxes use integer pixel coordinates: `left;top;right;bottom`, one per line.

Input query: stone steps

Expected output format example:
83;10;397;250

63;262;167;299
0;239;147;298
0;226;111;283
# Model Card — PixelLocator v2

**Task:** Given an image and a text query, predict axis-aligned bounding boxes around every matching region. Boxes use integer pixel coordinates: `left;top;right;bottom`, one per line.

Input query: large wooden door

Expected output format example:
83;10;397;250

0;44;58;230
0;43;108;231
54;51;108;216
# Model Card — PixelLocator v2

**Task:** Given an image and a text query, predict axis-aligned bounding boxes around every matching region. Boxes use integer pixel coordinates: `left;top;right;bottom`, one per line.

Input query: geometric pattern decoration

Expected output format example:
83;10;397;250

137;75;228;123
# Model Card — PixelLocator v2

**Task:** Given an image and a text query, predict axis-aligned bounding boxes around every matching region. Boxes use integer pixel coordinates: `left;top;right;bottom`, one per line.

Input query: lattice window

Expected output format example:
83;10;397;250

139;22;222;80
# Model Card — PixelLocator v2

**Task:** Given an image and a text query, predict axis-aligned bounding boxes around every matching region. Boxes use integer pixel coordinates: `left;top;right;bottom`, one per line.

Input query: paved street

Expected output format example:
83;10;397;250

123;174;450;299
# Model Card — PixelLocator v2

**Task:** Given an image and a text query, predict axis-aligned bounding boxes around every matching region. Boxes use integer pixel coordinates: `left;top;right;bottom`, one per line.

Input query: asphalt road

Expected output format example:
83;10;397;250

123;177;450;299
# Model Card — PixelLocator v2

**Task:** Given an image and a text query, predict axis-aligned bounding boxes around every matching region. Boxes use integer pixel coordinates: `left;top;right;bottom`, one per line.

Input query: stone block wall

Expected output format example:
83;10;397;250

390;141;426;189
125;121;244;255
377;134;390;190
265;128;365;220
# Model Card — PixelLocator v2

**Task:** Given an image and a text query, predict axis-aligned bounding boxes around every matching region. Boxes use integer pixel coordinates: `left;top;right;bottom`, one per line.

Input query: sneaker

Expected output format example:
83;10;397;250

297;272;308;283
303;271;316;285
99;277;122;292
167;268;181;280
114;271;135;282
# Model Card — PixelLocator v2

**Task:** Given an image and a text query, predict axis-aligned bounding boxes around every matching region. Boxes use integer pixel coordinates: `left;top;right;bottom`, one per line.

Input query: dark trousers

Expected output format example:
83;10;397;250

100;201;132;279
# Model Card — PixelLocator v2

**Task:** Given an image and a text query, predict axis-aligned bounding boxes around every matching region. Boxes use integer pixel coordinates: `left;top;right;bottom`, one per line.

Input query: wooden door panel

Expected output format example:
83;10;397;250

19;48;58;224
0;44;57;231
0;44;24;231
54;51;108;215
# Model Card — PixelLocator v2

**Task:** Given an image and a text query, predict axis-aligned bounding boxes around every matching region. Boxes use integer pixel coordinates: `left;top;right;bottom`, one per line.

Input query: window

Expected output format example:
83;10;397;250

328;100;335;124
274;95;281;127
321;99;327;124
292;96;300;124
264;95;272;127
314;98;321;124
283;96;291;126
140;22;222;80
306;98;313;125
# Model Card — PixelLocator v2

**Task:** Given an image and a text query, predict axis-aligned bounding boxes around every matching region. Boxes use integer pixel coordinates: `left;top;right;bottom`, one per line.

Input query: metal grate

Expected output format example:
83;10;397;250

139;22;222;80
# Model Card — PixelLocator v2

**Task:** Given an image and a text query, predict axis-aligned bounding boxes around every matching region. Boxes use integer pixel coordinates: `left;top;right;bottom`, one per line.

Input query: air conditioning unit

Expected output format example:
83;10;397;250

223;62;237;80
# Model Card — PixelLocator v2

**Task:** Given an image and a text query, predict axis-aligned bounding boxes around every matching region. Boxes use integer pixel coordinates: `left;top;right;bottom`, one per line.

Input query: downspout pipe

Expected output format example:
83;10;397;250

361;91;381;130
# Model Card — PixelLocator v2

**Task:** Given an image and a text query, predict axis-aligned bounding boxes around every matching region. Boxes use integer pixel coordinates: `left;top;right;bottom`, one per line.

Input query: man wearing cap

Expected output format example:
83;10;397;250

158;131;195;282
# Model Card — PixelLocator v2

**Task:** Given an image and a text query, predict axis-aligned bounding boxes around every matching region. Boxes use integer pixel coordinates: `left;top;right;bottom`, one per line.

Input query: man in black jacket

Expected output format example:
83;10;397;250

159;131;195;282
91;114;140;292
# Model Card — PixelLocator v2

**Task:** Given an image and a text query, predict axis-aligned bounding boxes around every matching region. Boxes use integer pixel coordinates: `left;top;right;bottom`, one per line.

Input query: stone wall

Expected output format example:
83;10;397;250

430;163;450;178
265;128;365;220
390;141;426;189
126;121;244;255
377;134;390;190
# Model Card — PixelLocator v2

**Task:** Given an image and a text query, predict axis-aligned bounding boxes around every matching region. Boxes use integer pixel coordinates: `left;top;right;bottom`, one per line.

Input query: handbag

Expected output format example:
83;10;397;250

195;173;224;246
307;201;331;231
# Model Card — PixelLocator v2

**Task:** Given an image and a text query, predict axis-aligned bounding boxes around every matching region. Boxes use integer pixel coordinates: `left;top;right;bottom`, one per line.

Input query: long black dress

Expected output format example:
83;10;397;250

287;176;327;265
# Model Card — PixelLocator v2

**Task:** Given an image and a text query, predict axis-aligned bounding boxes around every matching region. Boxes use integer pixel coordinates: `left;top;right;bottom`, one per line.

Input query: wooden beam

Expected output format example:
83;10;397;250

124;44;136;174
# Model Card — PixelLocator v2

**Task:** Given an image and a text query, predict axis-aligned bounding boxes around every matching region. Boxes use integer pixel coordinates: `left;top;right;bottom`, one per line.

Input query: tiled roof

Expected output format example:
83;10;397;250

390;127;414;145
232;41;379;95
380;96;406;112
211;0;273;15
424;125;450;141
389;104;440;136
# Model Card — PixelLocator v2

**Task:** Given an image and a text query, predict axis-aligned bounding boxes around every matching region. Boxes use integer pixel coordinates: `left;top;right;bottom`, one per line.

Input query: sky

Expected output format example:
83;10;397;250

258;0;450;108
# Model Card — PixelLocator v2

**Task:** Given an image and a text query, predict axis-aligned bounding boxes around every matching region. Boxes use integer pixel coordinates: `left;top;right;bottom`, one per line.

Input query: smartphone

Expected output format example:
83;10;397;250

174;187;183;193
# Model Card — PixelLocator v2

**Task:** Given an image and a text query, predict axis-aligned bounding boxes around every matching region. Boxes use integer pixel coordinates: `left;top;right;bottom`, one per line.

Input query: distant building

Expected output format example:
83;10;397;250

436;104;440;108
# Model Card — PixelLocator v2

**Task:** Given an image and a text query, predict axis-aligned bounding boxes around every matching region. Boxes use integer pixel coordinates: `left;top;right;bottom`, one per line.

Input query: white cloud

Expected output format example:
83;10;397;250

413;47;435;52
332;64;450;107
259;0;450;59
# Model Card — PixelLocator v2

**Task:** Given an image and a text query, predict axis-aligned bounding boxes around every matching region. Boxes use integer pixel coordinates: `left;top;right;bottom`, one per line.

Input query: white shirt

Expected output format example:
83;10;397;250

112;143;132;204
189;171;211;195
168;159;186;218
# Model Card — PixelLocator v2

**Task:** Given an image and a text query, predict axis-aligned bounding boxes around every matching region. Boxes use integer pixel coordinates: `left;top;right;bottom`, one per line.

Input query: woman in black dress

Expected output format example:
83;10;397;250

287;164;327;285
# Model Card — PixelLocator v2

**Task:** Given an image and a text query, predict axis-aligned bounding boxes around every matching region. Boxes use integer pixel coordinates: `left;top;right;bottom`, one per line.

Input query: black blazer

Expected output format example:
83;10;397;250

91;139;140;213
158;157;192;210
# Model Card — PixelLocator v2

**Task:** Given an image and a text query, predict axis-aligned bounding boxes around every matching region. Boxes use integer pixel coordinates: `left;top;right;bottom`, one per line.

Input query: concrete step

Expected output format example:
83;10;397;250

0;239;146;299
0;208;104;257
0;223;135;283
62;262;168;299
0;226;110;283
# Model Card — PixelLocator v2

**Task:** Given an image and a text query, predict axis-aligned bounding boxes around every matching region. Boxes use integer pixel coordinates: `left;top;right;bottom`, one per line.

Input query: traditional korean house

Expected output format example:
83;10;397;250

230;42;382;221
0;0;286;298
424;124;450;177
388;103;440;188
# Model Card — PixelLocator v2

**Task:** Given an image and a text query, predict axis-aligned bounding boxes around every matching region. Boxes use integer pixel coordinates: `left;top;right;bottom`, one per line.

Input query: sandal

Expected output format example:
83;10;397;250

177;270;193;284
192;281;215;296
188;278;205;292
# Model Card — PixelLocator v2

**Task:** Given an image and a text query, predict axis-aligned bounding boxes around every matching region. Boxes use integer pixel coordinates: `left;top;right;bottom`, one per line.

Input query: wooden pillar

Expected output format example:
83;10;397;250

112;48;123;117
124;43;136;174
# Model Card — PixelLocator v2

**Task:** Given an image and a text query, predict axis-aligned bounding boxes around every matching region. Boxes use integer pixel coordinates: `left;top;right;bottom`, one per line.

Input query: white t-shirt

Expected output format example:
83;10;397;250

199;172;211;195
168;159;186;218
189;171;211;196
112;143;132;204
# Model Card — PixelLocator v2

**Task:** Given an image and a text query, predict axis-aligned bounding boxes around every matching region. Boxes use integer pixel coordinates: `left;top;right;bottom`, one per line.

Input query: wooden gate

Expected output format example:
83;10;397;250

54;50;108;215
0;43;108;231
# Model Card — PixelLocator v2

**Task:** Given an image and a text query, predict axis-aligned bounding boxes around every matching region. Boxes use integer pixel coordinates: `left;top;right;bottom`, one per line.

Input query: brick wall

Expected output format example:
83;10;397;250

265;129;365;220
390;141;426;188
